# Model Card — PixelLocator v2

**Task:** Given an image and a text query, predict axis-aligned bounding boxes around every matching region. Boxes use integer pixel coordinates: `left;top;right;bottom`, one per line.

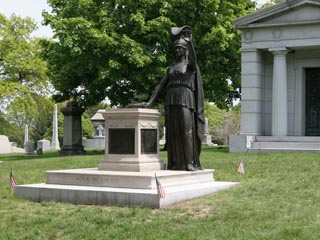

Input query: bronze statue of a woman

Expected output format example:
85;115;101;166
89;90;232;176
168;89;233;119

129;26;205;171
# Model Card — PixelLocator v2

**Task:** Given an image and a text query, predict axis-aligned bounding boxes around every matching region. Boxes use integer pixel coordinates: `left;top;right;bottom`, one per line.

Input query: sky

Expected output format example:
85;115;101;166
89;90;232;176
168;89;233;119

0;0;270;38
0;0;53;37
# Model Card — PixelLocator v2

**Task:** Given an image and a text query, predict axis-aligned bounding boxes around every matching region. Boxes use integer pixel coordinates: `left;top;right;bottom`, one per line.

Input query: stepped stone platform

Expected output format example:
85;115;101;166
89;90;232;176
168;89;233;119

14;168;239;208
14;109;239;208
248;136;320;153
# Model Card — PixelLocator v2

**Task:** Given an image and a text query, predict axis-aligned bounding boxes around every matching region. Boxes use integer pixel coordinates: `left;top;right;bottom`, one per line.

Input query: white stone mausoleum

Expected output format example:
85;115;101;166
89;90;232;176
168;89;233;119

230;0;320;152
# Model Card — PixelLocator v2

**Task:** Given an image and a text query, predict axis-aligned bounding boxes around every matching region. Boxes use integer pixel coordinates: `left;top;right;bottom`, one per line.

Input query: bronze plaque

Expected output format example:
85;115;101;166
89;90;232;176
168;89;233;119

108;128;135;154
141;129;157;154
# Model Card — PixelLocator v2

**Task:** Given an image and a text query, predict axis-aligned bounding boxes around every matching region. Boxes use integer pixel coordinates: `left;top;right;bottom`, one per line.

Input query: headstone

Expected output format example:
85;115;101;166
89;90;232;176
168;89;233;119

202;118;214;146
36;148;43;155
10;142;24;153
0;135;11;154
0;136;25;154
37;140;51;152
59;101;86;156
25;140;35;156
51;104;60;150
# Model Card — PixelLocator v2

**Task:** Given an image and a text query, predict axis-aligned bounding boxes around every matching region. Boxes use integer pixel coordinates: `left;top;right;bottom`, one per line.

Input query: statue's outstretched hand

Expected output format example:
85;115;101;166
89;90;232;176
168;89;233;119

126;102;149;108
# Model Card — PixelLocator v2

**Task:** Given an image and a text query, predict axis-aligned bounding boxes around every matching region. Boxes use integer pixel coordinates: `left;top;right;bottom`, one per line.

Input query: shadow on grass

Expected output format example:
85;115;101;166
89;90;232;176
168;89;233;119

201;146;229;153
159;145;229;153
0;149;105;162
2;146;228;162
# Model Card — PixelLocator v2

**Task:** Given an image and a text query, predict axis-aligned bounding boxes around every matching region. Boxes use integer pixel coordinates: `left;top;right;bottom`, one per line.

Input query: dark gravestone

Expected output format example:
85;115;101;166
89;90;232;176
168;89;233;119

25;140;35;156
59;101;86;156
108;128;135;154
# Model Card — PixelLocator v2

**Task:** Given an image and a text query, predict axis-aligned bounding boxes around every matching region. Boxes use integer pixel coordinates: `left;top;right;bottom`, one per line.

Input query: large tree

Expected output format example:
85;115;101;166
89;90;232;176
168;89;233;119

0;14;49;102
42;0;255;109
0;14;51;145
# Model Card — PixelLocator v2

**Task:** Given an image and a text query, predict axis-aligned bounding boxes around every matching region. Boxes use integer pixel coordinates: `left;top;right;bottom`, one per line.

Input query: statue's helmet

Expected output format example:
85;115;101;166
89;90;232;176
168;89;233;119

171;25;191;37
174;38;188;49
171;25;192;44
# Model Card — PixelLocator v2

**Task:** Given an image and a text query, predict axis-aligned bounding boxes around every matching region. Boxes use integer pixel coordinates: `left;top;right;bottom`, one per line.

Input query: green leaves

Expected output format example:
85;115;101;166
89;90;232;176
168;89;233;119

0;14;49;93
43;0;255;108
0;14;52;145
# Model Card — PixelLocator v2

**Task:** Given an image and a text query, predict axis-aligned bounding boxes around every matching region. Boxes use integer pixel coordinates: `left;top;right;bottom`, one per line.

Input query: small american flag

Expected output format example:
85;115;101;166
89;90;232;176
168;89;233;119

237;159;245;174
10;170;16;189
155;174;165;199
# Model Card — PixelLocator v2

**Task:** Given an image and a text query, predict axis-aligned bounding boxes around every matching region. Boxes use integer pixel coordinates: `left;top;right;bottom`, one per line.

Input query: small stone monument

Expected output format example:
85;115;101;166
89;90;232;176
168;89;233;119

0;135;24;154
59;101;86;156
37;140;51;152
25;140;35;156
202;118;214;146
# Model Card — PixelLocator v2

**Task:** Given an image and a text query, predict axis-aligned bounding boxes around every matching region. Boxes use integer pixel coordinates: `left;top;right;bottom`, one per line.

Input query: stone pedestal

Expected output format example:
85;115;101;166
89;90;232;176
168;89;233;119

99;108;165;172
59;101;86;156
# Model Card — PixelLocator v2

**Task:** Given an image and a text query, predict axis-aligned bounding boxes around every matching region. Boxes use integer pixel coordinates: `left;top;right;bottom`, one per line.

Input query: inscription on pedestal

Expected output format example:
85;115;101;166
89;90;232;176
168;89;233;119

141;129;157;154
108;128;135;154
75;176;120;185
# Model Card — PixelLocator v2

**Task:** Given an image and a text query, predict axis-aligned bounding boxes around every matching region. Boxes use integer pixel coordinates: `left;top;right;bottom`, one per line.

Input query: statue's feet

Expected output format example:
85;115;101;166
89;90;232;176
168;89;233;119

187;164;203;171
187;164;196;171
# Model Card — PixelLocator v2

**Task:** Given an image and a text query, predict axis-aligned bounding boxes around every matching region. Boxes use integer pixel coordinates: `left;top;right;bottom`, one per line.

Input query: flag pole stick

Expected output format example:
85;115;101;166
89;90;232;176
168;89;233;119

11;168;14;196
237;158;244;182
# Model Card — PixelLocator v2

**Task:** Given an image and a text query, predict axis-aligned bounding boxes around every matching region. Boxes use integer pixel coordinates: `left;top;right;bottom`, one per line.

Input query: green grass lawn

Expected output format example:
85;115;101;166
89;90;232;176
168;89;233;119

0;147;319;240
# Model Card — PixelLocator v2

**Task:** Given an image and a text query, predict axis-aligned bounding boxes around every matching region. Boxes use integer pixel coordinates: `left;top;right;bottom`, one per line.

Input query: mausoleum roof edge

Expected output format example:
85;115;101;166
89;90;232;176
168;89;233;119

233;0;320;29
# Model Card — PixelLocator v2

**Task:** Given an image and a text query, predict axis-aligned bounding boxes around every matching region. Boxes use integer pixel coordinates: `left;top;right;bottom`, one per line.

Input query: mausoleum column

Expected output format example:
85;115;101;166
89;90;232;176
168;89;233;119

239;49;264;135
270;47;288;136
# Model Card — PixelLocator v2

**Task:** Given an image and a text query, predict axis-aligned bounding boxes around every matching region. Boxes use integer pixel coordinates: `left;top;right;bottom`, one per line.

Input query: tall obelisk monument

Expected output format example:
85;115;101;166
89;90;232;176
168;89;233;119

51;104;60;150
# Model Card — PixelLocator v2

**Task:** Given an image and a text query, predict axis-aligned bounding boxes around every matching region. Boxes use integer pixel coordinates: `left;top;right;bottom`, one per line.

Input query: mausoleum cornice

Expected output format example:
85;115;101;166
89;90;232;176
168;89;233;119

234;0;320;29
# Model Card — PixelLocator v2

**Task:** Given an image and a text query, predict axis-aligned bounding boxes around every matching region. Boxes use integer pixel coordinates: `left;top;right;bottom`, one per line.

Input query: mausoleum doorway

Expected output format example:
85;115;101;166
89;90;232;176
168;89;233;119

305;68;320;136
